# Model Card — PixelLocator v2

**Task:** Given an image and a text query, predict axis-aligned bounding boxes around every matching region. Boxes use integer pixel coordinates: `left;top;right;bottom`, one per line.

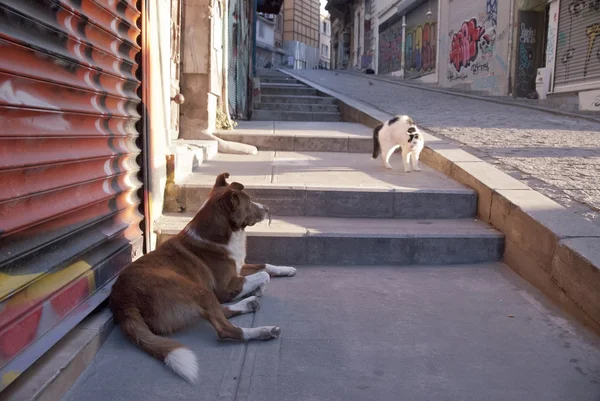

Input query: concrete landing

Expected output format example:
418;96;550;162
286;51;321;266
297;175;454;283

186;149;471;191
61;264;600;401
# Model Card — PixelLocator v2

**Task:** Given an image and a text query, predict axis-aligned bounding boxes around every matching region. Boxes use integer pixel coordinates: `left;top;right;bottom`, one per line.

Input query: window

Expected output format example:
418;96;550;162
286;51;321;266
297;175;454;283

276;15;282;32
321;44;329;57
322;21;328;34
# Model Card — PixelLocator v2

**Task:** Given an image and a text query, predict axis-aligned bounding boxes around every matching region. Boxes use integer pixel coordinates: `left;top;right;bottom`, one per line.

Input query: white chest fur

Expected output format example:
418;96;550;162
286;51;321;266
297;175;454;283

226;230;247;274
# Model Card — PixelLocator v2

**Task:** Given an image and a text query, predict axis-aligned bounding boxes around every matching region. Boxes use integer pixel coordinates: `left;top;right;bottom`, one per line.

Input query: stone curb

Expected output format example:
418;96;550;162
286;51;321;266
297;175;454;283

282;69;600;336
333;70;600;124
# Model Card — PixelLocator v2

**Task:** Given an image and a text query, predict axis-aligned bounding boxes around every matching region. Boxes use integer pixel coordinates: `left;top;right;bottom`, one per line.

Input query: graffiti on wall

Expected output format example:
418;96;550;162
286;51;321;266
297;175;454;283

378;20;403;74
405;22;438;76
585;23;600;76
449;18;492;72
515;20;538;96
447;0;500;88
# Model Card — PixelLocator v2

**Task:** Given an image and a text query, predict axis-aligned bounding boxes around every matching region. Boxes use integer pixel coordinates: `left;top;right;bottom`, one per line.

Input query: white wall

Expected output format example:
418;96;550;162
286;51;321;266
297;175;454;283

438;0;512;95
147;0;172;249
257;18;276;47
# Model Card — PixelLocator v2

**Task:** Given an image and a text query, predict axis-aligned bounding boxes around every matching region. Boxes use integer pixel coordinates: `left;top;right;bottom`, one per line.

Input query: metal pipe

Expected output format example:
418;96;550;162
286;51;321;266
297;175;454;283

506;0;515;96
252;0;258;76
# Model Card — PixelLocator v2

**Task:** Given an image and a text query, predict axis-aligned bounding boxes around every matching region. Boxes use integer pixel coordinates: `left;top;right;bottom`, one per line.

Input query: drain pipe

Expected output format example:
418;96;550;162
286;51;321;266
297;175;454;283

252;0;258;76
506;0;516;96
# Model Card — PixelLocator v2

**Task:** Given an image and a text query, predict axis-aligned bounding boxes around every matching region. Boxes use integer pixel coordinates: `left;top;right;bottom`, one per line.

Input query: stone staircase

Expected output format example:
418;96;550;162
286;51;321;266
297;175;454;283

253;70;342;122
54;109;600;401
161;121;504;266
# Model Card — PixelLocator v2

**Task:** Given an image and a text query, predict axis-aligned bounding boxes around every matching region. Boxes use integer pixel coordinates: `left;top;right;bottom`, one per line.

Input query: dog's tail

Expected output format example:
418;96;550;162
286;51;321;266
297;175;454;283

115;307;198;383
372;124;383;159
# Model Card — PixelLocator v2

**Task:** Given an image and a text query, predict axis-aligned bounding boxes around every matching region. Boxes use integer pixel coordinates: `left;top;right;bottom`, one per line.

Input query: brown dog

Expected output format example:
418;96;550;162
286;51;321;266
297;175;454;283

109;173;296;383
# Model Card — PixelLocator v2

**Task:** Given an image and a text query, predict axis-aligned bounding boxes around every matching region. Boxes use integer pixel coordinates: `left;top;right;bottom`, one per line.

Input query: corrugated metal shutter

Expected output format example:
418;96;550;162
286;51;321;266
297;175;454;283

0;0;144;390
553;1;600;92
404;0;438;79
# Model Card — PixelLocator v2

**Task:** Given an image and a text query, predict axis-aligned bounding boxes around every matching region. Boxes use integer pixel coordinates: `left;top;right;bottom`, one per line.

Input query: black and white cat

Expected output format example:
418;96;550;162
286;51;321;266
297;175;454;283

372;115;425;172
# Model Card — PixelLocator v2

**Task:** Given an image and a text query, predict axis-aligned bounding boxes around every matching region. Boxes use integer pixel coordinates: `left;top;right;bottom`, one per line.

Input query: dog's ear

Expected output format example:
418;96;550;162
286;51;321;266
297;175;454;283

214;172;230;188
229;191;240;209
407;127;417;134
230;182;244;191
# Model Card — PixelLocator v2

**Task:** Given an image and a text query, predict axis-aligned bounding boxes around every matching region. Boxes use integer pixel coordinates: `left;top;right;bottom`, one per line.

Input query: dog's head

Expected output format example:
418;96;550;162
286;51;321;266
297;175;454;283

208;172;269;229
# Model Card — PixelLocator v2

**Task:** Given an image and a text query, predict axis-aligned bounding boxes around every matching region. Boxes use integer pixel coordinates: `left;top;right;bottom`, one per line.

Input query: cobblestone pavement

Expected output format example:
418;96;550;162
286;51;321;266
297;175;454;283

293;69;600;226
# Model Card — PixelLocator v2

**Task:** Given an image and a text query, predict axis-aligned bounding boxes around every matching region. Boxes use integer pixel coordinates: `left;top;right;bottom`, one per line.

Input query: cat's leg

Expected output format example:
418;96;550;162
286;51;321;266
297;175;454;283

411;148;422;171
382;143;399;169
401;146;411;173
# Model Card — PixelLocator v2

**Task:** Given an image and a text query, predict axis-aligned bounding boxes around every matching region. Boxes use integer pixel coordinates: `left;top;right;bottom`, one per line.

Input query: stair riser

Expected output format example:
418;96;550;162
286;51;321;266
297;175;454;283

252;110;341;121
260;78;300;84
215;133;372;153
157;233;504;265
260;96;338;105
260;87;318;96
178;187;477;219
254;103;339;112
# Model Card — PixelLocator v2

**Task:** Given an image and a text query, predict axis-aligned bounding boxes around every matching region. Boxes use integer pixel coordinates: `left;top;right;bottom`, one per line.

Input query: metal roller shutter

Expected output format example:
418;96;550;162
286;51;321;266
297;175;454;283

0;0;144;390
553;1;600;92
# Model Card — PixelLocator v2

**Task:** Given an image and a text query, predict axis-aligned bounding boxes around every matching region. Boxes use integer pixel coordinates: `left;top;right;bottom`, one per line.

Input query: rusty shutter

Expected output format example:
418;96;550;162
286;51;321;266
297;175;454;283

0;0;144;390
553;1;600;92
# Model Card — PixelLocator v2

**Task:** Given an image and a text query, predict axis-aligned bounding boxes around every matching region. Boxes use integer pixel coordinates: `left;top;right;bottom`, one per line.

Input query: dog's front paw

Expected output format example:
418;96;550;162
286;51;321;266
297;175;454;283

266;264;297;277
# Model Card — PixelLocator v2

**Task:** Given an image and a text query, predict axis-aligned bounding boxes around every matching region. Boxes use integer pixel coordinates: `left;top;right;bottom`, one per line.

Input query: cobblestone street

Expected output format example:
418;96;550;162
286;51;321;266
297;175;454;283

293;69;600;226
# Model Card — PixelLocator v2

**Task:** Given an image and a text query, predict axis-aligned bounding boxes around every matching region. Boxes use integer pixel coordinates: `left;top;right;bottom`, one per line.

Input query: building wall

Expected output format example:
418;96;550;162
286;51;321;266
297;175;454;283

283;0;321;68
258;16;277;48
438;0;512;95
320;13;332;68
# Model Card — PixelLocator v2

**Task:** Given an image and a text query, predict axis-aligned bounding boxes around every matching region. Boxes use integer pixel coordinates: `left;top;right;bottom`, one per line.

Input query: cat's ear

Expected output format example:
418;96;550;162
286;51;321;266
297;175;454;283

407;127;417;134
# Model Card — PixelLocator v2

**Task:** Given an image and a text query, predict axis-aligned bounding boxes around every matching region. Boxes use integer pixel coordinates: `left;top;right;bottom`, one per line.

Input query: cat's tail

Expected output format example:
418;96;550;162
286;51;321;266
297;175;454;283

372;124;383;159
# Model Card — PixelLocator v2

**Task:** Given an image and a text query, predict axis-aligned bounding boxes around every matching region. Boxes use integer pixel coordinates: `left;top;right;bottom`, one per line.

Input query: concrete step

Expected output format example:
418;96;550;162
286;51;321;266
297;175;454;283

176;183;476;219
60;264;600;401
253;110;341;121
260;94;338;104
254;102;339;113
172;148;477;216
156;215;504;265
260;77;300;84
260;86;318;96
214;121;371;153
260;83;307;88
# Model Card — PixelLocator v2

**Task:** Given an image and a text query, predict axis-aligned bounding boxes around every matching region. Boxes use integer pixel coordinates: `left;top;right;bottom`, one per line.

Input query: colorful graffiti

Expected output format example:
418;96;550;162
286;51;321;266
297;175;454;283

378;20;403;74
585;23;600;76
446;0;500;91
405;21;438;76
449;18;488;71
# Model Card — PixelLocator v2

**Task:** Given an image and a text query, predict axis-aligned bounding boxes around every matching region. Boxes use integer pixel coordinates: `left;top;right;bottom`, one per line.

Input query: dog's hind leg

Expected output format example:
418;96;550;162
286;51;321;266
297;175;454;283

221;296;260;318
241;263;297;277
202;292;280;341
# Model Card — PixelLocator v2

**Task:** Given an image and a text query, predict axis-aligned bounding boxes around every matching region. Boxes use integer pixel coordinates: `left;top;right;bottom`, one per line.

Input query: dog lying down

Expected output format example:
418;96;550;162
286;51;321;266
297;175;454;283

109;173;296;383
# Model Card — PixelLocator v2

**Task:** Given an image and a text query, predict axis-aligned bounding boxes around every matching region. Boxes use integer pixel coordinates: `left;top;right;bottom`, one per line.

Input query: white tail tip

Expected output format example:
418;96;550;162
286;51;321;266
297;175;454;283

165;348;198;383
